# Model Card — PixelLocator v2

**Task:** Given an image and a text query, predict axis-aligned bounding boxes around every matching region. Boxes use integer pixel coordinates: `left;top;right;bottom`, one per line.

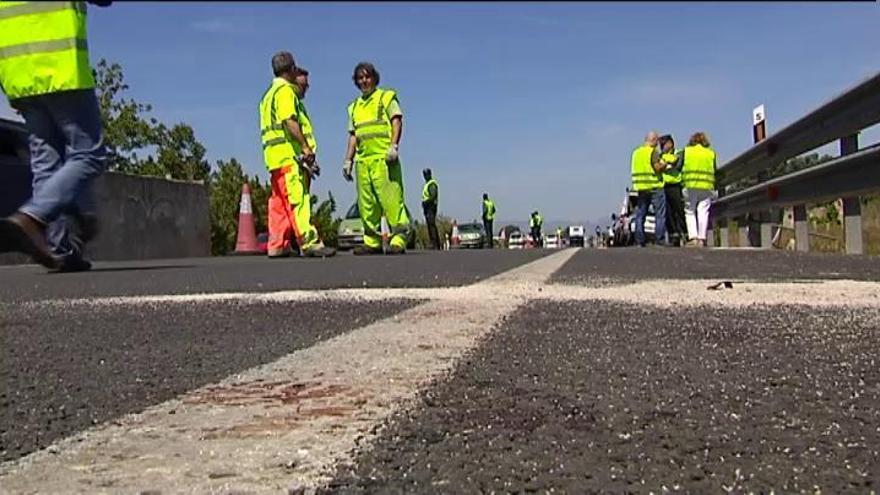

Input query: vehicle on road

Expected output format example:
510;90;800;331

544;234;560;249
568;225;585;247
507;231;524;249
455;222;487;249
337;203;416;250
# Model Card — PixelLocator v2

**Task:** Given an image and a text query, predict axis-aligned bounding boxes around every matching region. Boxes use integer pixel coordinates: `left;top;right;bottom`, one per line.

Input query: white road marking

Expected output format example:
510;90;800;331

0;250;577;494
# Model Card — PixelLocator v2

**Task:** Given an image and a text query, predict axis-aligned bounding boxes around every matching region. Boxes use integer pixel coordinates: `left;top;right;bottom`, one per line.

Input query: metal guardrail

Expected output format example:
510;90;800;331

712;71;880;254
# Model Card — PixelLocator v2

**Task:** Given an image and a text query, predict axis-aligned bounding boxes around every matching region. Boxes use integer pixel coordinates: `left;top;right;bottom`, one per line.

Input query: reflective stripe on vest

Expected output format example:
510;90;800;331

259;78;299;171
349;88;396;159
661;150;682;185
0;1;95;99
682;144;716;190
631;144;662;191
422;178;438;202
483;199;495;220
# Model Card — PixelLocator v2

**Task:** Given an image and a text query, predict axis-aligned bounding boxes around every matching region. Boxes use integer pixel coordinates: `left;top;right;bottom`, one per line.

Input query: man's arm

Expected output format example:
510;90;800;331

345;133;357;163
428;183;438;202
390;116;402;147
651;149;664;174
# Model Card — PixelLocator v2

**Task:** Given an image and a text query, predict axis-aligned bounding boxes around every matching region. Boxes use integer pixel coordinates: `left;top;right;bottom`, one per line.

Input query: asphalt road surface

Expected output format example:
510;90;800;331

1;247;879;493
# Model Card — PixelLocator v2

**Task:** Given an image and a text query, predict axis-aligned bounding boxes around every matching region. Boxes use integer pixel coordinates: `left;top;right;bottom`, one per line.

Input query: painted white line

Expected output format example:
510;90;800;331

0;250;579;494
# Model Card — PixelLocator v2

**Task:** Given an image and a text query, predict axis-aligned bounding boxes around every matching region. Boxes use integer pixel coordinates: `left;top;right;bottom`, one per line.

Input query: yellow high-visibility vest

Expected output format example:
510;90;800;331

422;178;438;203
348;87;397;160
0;1;95;99
259;77;301;171
631;144;662;191
682;144;716;190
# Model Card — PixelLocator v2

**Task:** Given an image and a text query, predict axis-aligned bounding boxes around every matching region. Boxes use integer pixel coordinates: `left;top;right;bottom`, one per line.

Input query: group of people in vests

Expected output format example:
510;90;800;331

259;52;410;258
630;131;717;247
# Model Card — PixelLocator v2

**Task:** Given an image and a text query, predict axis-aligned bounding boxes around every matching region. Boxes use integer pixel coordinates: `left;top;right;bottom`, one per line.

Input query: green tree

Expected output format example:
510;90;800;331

208;158;248;255
726;152;834;194
311;191;341;247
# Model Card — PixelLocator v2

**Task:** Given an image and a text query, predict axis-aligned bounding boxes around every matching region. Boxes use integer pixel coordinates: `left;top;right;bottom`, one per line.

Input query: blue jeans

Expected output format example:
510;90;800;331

12;89;107;261
634;189;667;246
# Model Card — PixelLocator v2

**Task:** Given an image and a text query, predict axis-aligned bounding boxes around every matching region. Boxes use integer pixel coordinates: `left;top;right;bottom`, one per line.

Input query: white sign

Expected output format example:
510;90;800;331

752;104;766;126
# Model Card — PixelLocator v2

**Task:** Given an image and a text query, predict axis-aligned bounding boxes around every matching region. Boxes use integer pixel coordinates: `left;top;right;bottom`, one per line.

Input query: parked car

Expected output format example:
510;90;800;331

507;231;524;249
336;203;417;250
544;234;560;249
455;222;487;249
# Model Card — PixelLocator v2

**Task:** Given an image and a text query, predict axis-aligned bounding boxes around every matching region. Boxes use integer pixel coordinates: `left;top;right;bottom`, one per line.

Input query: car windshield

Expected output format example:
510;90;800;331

459;224;482;233
345;203;359;219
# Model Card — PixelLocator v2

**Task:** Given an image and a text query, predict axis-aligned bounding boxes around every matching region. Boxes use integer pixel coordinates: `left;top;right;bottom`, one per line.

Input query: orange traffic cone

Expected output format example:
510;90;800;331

234;183;261;255
450;220;460;247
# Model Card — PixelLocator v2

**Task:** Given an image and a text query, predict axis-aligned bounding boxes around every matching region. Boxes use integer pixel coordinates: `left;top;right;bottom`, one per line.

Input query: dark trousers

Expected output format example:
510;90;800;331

423;202;441;250
634;189;667;246
530;227;542;246
483;219;493;248
664;183;686;245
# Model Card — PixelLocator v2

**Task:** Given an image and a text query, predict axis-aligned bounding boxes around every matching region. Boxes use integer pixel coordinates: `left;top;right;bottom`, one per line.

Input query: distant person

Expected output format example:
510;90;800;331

630;131;668;247
682;132;717;247
258;51;335;258
0;0;113;272
529;210;543;247
421;168;441;250
343;62;411;255
659;134;687;246
481;193;496;248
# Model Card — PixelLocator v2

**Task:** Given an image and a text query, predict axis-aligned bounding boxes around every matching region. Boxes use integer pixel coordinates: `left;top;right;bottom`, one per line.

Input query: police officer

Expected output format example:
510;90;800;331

259;51;335;258
421;168;440;250
0;0;113;271
481;193;496;248
343;62;411;255
659;134;686;247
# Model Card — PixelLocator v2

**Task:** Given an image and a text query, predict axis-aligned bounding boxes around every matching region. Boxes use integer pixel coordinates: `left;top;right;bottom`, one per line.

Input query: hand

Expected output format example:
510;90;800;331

302;146;315;163
385;144;399;163
310;160;321;177
342;159;354;182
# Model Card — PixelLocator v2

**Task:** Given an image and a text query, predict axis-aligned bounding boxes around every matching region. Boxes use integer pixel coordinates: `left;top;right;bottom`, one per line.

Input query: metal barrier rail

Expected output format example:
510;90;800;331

712;71;880;254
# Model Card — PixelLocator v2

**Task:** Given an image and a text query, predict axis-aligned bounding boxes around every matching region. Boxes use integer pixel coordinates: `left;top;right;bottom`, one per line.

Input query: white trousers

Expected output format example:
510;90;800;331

684;188;714;241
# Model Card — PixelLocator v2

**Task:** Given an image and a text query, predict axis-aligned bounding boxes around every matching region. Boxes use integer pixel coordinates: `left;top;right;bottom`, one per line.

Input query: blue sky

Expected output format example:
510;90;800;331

3;2;879;226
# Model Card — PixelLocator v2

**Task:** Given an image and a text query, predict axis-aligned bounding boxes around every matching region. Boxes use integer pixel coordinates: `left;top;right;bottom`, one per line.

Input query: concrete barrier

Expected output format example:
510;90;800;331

1;119;210;263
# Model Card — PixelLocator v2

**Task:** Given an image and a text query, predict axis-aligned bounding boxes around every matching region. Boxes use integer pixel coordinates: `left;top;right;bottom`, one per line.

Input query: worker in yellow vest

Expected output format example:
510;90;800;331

630;131;668;247
421;168;441;250
0;0;113;272
681;132;717;247
659;134;686;246
258;52;335;258
343;62;411;255
293;67;317;199
482;194;496;248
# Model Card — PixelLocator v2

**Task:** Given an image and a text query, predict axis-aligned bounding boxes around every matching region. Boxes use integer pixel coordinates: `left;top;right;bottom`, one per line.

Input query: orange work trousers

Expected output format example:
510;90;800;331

268;166;306;255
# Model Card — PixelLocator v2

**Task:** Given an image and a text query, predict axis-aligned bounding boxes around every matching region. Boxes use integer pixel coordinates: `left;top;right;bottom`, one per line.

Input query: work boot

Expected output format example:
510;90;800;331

268;249;291;259
353;245;383;256
387;244;406;255
0;213;57;269
49;256;92;274
302;242;336;258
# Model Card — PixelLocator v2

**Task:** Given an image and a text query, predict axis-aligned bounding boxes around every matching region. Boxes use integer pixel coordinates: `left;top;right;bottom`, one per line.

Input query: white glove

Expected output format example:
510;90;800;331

342;159;354;182
385;144;399;163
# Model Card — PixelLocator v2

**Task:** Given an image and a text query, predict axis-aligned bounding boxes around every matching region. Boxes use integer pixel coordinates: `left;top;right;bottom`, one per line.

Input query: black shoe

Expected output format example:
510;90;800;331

302;244;337;258
387;244;406;255
49;256;92;273
353;245;383;256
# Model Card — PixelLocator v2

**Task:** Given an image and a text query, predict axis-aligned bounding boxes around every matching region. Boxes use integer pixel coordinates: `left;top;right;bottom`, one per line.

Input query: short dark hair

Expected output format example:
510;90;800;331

352;62;380;86
295;67;309;78
658;134;674;148
271;51;295;77
483;193;488;200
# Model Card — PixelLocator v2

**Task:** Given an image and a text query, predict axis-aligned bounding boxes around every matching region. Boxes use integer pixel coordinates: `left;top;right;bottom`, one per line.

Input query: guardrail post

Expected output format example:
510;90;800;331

839;133;863;254
718;219;729;248
760;222;774;248
737;216;749;247
793;205;809;252
843;197;864;255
